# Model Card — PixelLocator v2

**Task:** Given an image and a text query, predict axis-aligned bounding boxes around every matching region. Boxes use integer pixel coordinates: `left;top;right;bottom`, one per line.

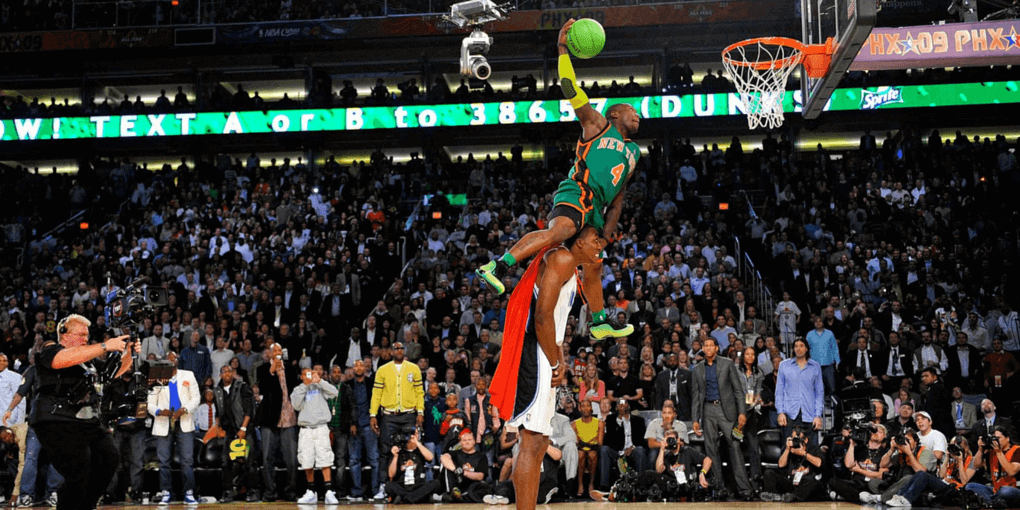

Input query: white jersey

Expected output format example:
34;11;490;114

526;275;577;346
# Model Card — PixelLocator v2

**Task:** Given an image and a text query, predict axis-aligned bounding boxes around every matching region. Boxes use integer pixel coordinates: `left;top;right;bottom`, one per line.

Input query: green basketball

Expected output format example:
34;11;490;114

566;19;605;59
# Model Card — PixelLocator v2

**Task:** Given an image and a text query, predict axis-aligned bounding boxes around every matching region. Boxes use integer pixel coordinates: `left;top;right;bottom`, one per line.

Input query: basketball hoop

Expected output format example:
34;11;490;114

722;37;833;129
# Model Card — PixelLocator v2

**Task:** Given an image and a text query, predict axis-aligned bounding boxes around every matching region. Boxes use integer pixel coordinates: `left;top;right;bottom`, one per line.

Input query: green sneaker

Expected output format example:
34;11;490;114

590;317;634;339
476;260;509;294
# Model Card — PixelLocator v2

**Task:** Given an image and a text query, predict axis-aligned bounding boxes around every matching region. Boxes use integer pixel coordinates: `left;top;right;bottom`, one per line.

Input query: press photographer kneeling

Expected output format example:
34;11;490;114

760;426;825;502
861;425;936;504
30;314;139;510
828;422;890;502
635;423;711;501
963;426;1020;507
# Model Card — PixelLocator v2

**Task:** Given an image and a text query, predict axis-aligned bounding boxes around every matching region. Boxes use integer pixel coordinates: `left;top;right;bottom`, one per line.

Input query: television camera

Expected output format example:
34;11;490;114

444;0;513;80
97;276;175;427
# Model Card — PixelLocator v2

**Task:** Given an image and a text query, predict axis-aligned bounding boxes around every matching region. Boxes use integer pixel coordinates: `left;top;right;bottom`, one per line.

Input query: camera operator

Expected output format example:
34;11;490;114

101;368;146;503
383;425;440;504
828;423;889;502
30;314;138;510
858;427;936;504
637;425;710;501
963;426;1020;507
884;435;976;507
760;426;825;502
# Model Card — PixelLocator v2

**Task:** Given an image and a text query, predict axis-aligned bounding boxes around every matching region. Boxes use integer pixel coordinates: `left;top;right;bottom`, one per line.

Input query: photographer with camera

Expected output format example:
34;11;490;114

828;422;889;502
883;435;976;507
639;424;710;501
291;366;340;504
30;314;138;510
383;425;440;504
760;425;825;502
963;426;1020;507
857;426;936;504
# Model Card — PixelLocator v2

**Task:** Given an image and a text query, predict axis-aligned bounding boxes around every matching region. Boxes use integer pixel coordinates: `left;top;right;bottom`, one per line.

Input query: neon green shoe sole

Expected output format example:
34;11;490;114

590;321;634;339
476;261;506;294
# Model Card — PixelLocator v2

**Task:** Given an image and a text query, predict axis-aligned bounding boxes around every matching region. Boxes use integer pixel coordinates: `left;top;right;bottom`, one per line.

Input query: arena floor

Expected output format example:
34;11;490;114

104;502;887;508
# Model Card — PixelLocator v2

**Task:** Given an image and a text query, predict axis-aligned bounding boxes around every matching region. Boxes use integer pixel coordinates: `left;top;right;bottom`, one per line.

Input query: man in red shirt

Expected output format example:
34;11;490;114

983;338;1019;390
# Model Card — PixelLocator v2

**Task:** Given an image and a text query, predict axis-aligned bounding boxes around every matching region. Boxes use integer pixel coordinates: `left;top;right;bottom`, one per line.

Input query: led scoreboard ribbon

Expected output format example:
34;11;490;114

1;80;1017;142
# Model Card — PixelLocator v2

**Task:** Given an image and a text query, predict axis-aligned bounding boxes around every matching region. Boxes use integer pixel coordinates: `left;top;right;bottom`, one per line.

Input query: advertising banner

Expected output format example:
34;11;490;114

851;20;1020;70
1;80;1016;142
217;21;351;44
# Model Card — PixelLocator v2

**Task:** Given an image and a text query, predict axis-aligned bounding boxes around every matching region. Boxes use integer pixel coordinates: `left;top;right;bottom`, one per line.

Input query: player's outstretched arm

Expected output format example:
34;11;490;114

557;19;606;141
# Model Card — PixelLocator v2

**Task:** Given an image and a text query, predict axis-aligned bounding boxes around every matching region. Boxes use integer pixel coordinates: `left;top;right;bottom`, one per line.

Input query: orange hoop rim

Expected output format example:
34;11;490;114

722;36;831;72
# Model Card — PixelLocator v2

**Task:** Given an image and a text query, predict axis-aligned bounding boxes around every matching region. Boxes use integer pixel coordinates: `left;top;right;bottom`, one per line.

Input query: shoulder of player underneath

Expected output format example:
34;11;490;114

540;246;578;270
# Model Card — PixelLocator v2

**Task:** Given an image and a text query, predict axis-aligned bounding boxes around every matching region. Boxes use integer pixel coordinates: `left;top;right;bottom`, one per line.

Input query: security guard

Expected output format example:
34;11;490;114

30;313;138;510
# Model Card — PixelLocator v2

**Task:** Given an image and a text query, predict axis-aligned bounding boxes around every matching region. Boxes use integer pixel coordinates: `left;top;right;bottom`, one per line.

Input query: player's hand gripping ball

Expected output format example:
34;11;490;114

566;19;605;59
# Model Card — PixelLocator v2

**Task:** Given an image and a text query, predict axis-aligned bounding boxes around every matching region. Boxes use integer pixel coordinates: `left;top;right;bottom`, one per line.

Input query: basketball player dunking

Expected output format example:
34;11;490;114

490;225;606;510
476;18;641;342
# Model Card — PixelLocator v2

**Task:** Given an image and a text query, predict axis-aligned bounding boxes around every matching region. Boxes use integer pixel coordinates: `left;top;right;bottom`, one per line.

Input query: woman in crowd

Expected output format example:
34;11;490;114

573;399;603;497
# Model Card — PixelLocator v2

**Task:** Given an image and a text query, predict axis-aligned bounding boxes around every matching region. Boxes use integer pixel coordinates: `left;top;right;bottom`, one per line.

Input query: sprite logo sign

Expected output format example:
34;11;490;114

860;86;905;110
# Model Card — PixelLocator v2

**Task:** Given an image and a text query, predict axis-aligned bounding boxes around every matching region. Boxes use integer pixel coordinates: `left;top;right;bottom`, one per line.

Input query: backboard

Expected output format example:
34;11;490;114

801;0;877;119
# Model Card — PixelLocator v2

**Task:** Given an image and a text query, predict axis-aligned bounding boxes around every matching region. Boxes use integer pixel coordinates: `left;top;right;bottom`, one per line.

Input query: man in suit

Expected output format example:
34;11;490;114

334;327;371;370
878;331;913;394
654;296;681;326
971;398;1018;445
653;352;692;419
949;386;978;436
598;400;647;491
917;367;952;435
140;323;171;362
148;351;202;504
691;337;752;499
255;342;301;501
604;269;632;302
946;331;983;392
318;283;349;334
336;268;361;309
842;335;878;381
197;283;222;319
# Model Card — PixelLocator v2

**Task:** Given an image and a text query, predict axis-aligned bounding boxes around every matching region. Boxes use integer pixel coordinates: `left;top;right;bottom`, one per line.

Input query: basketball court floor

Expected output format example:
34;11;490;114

101;502;923;508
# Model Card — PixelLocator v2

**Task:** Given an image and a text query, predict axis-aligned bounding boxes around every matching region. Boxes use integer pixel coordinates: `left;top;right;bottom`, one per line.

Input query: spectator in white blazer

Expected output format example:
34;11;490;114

147;351;202;504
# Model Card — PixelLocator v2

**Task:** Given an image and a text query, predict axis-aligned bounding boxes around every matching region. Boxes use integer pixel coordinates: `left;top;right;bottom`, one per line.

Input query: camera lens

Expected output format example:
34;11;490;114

471;57;491;80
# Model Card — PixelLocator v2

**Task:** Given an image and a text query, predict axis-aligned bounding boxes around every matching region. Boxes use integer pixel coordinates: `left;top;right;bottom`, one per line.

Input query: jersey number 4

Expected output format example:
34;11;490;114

611;163;625;186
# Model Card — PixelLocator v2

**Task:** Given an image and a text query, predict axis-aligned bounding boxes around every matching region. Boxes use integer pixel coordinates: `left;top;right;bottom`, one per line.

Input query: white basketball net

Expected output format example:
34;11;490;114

722;40;804;130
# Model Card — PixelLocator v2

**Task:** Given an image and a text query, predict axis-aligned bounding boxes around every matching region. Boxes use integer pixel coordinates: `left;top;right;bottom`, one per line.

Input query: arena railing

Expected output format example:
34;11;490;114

732;235;777;344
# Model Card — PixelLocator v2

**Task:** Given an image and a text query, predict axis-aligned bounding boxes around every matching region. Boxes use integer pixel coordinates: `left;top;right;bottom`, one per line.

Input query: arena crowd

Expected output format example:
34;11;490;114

0;121;1018;505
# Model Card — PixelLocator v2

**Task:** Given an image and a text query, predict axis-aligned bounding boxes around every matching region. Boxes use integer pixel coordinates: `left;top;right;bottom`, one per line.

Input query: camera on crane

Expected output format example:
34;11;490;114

445;0;512;81
461;29;492;80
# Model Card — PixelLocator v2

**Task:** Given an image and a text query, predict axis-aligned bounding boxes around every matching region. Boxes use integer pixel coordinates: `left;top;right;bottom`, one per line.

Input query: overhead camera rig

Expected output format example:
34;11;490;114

443;0;514;80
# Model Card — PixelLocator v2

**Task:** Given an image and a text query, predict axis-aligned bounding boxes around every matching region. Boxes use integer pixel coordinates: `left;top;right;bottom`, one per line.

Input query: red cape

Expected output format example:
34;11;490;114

489;247;552;421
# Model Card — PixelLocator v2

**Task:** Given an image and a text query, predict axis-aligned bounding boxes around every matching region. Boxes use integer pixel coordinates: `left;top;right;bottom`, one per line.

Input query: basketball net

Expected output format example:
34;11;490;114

722;37;831;130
